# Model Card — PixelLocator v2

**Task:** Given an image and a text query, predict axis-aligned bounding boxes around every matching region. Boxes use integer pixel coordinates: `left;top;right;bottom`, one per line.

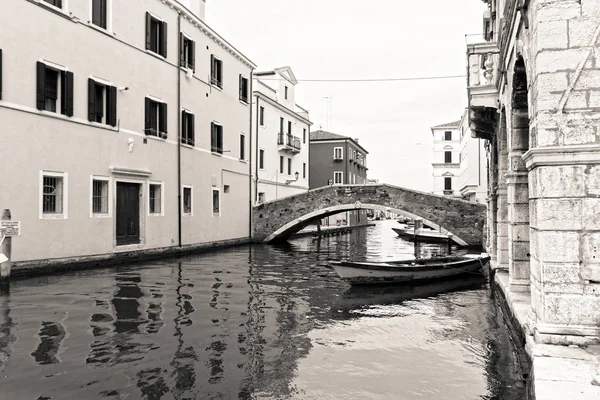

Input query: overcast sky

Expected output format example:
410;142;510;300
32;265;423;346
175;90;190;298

206;0;486;192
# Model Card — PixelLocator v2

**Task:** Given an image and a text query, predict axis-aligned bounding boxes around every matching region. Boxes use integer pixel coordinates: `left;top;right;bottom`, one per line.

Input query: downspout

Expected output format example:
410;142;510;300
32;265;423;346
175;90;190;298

248;69;254;239
177;13;182;247
254;95;260;203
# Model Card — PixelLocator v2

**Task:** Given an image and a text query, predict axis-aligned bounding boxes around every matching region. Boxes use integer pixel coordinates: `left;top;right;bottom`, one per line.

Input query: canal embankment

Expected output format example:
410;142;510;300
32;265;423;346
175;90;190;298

492;270;600;399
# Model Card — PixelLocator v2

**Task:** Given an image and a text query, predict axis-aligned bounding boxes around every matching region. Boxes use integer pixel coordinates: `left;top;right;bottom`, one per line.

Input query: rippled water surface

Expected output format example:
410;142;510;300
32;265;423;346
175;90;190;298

0;220;526;399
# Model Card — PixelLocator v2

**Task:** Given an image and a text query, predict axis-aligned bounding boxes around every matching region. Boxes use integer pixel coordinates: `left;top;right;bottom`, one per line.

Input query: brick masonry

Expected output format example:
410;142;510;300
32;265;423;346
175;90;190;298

252;184;486;246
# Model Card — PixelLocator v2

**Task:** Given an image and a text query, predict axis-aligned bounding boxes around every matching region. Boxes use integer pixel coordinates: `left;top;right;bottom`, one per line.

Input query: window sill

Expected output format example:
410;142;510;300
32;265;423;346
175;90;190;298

212;213;221;218
35;0;71;19
180;66;195;76
183;212;193;217
146;49;167;61
181;143;195;149
87;22;113;37
91;214;111;219
211;151;223;156
239;159;248;163
210;83;223;91
149;213;163;217
41;214;66;220
145;134;167;142
239;99;249;106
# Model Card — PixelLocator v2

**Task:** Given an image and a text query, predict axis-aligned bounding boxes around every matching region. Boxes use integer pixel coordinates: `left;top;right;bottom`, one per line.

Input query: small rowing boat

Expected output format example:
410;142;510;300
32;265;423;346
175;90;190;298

329;255;490;285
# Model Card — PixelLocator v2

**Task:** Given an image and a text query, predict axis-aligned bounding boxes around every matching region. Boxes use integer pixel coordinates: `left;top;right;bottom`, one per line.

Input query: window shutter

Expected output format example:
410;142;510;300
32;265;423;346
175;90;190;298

161;21;168;58
189;113;195;145
64;71;74;117
56;0;62;8
190;40;195;72
107;86;117;126
0;49;3;100
218;126;223;151
87;78;96;122
159;102;167;134
210;55;214;81
144;97;151;132
36;62;46;110
145;12;152;50
239;75;243;100
180;110;185;139
179;33;184;67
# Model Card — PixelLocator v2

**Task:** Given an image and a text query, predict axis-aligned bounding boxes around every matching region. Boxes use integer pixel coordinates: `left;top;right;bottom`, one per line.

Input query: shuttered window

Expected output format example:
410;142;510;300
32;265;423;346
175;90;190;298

239;75;248;103
210;55;223;88
88;79;117;126
36;62;73;117
444;177;452;190
92;0;107;29
444;151;452;163
181;110;195;146
180;34;195;71
239;134;245;160
210;122;223;154
145;97;167;138
145;12;167;58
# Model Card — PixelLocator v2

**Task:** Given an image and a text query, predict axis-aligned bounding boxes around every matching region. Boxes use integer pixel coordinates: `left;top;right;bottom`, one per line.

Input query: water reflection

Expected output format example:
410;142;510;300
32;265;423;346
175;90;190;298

0;220;525;399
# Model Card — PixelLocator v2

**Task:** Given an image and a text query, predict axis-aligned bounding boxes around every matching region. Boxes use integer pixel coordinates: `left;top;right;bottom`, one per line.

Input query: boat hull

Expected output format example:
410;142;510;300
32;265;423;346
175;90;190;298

330;256;489;285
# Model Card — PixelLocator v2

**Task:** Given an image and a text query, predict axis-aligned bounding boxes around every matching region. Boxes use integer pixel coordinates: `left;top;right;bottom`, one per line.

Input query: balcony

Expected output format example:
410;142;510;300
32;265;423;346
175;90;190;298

277;132;301;153
467;36;500;140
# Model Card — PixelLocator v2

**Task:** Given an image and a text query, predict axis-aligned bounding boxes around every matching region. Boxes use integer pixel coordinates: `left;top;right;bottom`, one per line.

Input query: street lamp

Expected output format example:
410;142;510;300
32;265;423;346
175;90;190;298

285;171;299;185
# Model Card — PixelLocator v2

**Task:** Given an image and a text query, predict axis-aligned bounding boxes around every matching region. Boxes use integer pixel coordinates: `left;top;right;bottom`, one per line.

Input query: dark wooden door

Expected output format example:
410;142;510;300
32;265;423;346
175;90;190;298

116;182;140;246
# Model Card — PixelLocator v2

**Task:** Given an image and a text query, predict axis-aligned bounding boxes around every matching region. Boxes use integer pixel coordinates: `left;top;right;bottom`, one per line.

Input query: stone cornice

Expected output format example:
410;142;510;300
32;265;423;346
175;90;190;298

523;144;600;170
159;0;256;69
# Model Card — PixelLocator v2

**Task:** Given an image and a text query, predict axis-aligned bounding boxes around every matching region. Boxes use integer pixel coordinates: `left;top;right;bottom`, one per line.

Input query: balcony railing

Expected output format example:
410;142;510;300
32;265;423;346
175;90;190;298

277;132;301;153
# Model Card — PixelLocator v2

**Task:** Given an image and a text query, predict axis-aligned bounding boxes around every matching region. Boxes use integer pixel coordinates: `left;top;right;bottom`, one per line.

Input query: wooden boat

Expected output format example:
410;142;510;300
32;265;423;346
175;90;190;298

329;255;490;285
392;227;452;243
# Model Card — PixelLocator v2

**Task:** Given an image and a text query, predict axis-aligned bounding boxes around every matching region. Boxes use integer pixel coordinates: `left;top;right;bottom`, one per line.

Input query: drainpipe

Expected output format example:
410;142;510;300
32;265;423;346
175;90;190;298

248;69;254;239
177;13;182;247
254;95;260;203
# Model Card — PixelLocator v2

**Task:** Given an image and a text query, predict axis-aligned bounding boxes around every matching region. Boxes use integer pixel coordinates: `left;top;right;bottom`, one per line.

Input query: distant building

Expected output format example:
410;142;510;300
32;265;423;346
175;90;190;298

430;120;461;197
457;109;488;203
252;67;311;204
309;130;369;187
310;130;369;225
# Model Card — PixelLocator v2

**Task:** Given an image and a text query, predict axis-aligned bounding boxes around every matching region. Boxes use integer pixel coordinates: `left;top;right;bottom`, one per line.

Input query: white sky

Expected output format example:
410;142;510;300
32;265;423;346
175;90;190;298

206;0;486;192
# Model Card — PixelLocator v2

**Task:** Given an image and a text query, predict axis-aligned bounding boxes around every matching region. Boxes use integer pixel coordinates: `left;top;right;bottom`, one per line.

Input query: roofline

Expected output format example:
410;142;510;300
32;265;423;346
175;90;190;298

164;0;257;69
253;92;313;126
309;137;369;154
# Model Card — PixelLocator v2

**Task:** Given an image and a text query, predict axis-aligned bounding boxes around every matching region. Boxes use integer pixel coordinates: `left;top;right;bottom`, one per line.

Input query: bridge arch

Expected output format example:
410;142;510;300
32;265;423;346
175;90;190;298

253;184;486;247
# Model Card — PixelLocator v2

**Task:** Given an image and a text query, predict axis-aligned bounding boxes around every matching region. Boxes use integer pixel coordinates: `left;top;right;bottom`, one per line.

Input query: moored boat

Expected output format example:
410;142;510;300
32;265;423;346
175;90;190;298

329;255;490;285
392;227;452;243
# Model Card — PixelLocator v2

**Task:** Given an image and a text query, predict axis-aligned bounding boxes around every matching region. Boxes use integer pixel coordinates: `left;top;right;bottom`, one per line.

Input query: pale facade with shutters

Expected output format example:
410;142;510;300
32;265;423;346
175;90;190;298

0;0;255;265
431;120;461;197
252;67;312;204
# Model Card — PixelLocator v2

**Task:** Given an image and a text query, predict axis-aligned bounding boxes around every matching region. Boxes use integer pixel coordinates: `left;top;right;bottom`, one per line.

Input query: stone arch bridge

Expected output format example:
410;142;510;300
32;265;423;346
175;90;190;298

253;184;486;247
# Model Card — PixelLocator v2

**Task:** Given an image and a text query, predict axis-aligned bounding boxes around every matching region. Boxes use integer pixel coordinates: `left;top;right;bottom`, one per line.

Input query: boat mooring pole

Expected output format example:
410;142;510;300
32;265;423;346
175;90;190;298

0;209;12;286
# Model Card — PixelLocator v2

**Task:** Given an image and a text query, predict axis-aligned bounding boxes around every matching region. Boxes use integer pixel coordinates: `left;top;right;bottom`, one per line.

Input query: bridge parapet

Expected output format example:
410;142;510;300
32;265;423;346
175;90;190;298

252;184;487;247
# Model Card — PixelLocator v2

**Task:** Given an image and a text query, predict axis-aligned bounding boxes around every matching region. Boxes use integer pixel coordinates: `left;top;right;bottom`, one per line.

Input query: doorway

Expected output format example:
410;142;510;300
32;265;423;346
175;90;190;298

116;182;141;246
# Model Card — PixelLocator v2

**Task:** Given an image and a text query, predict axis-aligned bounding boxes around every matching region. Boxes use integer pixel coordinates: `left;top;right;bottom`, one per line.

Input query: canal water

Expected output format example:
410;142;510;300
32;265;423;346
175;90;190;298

0;220;526;399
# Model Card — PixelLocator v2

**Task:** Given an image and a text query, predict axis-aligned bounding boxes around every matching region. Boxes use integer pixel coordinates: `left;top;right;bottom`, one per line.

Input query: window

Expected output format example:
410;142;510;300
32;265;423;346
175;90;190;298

88;79;117;126
303;128;306;144
145;98;168;138
40;171;67;219
444;151;452;163
36;62;73;116
239;134;246;161
239;75;249;103
303;163;306;179
334;171;343;185
280;156;284;173
92;178;109;215
284;86;288;99
210;55;223;88
444;131;452;141
333;147;343;160
149;183;162;215
279;117;284;133
212;189;220;216
259;107;265;126
211;122;223;154
287;158;291;175
183;186;192;215
181;110;195;145
145;12;167;58
92;0;107;29
180;34;195;71
444;177;452;191
259;149;265;169
43;0;63;9
287;121;292;134
258;192;266;203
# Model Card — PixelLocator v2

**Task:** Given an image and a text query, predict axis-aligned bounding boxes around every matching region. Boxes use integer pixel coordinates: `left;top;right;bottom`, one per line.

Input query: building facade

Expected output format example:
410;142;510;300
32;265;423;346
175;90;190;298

0;0;255;264
309;130;369;225
468;0;600;344
252;67;311;203
431;120;461;196
457;109;488;203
